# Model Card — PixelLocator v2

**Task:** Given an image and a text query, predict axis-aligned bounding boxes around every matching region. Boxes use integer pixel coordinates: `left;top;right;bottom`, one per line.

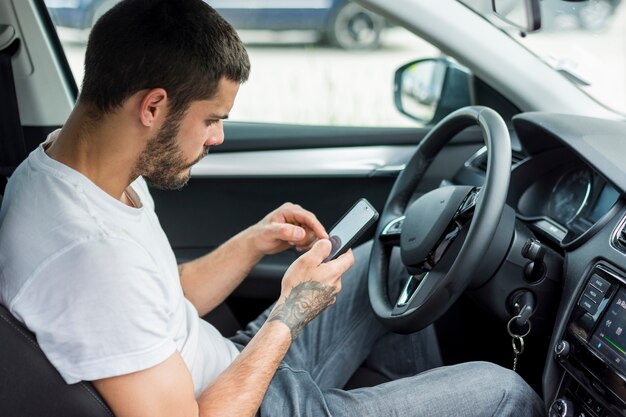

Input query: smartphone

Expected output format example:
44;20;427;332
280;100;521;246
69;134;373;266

323;198;379;263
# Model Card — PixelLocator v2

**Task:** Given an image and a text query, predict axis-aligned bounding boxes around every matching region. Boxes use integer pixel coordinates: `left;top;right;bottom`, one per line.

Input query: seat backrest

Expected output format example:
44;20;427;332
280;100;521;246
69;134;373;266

0;303;115;416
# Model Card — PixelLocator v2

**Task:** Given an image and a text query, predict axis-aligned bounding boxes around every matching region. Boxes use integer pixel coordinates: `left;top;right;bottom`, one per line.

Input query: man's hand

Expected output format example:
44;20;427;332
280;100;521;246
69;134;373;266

268;239;354;340
178;203;329;316
249;203;328;256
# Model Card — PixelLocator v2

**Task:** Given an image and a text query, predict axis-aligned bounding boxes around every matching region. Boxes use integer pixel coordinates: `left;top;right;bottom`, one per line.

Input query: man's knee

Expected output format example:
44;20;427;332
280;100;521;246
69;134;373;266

469;361;545;416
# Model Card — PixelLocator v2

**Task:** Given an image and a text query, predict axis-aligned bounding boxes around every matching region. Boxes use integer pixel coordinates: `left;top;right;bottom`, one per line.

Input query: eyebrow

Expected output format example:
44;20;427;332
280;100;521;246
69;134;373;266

207;113;229;120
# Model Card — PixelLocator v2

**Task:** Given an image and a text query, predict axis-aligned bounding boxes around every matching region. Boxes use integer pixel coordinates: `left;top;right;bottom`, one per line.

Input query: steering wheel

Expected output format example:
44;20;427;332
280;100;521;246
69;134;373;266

368;106;511;333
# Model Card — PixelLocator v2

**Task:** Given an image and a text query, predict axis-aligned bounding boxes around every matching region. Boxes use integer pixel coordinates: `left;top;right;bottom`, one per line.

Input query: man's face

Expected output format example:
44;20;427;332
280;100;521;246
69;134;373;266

134;78;240;190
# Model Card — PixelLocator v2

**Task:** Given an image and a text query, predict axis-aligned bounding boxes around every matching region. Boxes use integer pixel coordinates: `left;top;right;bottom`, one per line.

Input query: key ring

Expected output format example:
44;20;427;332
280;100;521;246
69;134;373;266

512;336;525;355
507;314;531;339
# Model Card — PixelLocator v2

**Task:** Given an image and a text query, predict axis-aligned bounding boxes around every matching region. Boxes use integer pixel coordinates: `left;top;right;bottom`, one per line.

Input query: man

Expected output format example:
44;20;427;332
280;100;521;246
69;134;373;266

0;0;545;416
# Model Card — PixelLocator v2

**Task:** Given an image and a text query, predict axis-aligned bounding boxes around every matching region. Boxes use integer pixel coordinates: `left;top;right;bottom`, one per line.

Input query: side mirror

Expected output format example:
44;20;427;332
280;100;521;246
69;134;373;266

394;58;471;125
492;0;541;33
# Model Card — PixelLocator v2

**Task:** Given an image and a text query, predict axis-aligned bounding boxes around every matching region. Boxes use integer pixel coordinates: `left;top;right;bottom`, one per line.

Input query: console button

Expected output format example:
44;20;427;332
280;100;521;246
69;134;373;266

583;284;603;304
579;296;598;315
590;274;610;294
593;402;604;416
584;394;595;408
590;381;607;396
574;383;586;399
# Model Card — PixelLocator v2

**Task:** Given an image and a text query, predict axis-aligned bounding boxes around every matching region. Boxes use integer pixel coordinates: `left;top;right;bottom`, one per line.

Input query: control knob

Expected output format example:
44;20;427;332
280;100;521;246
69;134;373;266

554;340;570;361
550;398;573;417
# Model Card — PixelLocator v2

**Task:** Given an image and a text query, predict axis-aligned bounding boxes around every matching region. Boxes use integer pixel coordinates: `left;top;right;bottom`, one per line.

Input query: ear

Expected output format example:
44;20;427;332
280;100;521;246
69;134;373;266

138;88;168;127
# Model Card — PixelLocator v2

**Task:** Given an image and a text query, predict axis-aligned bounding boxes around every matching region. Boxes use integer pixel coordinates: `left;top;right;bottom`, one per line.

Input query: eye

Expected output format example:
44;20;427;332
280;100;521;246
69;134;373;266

205;119;219;127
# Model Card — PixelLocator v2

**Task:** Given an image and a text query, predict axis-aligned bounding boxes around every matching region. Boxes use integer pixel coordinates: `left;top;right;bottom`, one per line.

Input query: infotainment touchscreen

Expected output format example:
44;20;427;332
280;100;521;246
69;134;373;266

589;287;626;376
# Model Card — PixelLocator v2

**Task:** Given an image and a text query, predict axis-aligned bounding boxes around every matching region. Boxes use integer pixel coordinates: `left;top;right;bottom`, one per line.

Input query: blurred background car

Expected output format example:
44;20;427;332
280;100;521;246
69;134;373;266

44;0;388;49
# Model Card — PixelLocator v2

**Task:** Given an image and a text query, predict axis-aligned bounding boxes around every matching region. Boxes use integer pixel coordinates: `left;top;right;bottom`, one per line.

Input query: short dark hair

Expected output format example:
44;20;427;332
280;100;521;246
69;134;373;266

80;0;250;116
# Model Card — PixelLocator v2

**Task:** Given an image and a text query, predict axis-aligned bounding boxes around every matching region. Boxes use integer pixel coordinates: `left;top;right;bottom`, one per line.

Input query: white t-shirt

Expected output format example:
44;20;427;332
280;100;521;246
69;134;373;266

0;132;239;397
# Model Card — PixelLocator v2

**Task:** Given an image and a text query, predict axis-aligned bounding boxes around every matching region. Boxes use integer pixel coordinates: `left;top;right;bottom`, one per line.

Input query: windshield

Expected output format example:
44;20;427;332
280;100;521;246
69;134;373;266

460;0;626;116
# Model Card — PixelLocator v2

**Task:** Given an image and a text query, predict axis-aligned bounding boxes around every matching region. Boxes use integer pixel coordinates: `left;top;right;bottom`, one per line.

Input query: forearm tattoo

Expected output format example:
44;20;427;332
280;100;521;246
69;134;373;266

268;281;336;340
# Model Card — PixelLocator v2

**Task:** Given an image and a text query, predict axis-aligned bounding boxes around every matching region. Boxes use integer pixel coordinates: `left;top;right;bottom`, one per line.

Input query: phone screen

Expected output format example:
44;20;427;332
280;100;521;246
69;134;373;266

323;199;379;263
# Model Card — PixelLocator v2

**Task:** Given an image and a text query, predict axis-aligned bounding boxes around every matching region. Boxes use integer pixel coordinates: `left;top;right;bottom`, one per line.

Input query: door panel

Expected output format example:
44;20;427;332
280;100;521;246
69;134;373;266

216;122;485;152
190;146;412;177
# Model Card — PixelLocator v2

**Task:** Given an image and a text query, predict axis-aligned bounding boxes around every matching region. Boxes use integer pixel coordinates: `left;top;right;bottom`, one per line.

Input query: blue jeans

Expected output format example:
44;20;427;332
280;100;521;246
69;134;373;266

230;242;546;417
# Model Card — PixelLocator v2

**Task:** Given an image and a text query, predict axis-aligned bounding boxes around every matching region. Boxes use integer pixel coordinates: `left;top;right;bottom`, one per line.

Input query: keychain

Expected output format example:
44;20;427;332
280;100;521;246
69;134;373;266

507;314;531;372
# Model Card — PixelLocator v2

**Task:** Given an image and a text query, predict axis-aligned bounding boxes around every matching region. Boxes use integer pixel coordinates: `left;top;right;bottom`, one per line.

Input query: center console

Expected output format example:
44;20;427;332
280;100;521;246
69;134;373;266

550;264;626;417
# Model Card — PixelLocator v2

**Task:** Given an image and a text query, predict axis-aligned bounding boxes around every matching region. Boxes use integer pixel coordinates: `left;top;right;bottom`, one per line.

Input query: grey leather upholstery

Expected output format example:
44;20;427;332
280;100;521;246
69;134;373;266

0;303;115;416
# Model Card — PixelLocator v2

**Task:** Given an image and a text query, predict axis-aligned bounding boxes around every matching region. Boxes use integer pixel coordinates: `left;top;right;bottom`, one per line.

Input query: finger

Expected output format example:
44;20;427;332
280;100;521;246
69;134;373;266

295;241;316;252
294;229;319;251
283;207;328;240
273;223;306;243
301;239;332;264
325;249;355;276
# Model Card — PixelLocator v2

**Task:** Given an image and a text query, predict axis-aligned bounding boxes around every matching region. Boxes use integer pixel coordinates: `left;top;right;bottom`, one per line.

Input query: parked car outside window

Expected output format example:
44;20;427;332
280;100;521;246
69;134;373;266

45;0;389;50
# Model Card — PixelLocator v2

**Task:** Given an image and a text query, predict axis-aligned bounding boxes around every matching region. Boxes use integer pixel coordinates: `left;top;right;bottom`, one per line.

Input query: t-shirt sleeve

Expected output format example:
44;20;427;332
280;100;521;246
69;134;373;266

10;237;177;384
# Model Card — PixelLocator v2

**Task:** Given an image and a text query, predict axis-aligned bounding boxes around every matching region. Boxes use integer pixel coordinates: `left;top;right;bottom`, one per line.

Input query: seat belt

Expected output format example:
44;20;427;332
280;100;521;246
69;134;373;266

0;24;27;184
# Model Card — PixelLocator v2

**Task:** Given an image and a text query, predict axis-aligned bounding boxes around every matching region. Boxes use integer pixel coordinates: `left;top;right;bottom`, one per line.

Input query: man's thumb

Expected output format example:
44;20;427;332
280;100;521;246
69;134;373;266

306;239;332;263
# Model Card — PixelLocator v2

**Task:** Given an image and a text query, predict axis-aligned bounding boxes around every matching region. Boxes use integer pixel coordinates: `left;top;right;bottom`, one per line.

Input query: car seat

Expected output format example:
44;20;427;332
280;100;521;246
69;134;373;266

0;304;115;416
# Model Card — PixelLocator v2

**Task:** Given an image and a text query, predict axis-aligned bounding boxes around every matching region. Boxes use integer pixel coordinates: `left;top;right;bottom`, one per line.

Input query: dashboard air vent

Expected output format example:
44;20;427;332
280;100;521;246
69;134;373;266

612;215;626;253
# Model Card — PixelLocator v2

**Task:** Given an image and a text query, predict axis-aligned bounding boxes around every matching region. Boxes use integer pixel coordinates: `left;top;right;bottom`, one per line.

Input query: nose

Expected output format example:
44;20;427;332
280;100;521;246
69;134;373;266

206;120;225;146
204;120;224;146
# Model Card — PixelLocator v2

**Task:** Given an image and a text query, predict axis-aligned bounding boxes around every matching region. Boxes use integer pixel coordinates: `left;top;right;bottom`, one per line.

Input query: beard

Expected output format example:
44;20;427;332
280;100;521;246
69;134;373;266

131;111;209;190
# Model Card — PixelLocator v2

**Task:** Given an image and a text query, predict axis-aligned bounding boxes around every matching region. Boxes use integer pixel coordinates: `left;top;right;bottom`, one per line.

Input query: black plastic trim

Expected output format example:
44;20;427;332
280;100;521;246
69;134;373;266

216;122;485;153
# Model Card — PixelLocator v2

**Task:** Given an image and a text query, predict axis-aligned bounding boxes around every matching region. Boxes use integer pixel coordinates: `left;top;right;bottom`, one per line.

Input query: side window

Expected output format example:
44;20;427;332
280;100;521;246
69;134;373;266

44;0;441;127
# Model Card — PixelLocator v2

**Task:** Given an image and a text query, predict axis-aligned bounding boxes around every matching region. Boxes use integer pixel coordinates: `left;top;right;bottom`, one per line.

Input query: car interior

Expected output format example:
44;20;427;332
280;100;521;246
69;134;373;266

1;0;626;416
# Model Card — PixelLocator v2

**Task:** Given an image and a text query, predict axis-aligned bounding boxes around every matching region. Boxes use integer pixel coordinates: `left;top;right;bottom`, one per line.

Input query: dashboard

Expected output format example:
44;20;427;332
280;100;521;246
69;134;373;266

456;112;626;417
508;114;626;417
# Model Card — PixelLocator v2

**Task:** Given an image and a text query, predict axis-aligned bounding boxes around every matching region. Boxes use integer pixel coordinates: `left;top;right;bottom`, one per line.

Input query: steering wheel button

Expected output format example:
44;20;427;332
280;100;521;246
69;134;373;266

578;296;598;315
